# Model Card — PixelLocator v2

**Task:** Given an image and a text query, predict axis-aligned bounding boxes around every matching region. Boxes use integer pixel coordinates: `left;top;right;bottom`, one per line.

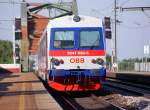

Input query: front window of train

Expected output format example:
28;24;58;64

54;31;74;48
79;31;100;48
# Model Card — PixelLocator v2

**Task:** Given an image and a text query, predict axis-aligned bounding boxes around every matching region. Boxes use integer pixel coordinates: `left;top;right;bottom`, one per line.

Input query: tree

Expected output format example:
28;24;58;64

106;54;112;69
0;40;13;64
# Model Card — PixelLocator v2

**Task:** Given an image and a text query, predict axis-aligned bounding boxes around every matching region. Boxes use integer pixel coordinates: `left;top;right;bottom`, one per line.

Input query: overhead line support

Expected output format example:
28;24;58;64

121;6;150;11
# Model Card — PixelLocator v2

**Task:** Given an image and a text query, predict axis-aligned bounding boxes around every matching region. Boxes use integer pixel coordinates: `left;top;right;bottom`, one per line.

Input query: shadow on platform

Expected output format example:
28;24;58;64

0;67;17;92
0;89;47;97
0;66;20;81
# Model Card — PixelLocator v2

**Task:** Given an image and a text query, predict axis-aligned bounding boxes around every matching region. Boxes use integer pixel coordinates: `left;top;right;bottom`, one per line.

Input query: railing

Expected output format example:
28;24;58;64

107;62;150;72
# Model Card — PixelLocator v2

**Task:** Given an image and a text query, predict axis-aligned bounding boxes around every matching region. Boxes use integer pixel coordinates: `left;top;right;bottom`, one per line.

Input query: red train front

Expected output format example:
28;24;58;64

37;15;106;91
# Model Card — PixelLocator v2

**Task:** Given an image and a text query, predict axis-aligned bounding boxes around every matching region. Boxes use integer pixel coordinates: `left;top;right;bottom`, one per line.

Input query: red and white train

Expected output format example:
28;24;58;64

37;15;106;91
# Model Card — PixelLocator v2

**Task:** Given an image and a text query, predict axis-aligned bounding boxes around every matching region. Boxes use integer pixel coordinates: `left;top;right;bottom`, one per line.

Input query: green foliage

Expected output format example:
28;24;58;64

106;54;112;70
106;54;112;66
0;40;13;64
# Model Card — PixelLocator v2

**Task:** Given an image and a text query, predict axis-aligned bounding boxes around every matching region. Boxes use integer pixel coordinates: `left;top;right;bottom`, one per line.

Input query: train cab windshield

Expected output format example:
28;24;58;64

79;30;100;48
53;29;101;49
54;31;74;48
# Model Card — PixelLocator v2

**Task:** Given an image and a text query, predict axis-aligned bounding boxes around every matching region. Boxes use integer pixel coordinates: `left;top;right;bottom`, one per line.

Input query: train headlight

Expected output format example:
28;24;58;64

51;58;60;66
54;59;60;66
59;59;64;64
91;58;104;65
51;58;64;66
96;58;104;65
91;59;96;64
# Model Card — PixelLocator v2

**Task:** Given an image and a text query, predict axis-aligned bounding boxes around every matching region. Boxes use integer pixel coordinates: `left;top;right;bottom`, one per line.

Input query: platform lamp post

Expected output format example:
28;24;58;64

144;45;149;72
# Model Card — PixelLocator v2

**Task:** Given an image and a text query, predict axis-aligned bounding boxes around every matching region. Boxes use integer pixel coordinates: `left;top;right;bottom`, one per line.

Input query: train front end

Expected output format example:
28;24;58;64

47;15;106;91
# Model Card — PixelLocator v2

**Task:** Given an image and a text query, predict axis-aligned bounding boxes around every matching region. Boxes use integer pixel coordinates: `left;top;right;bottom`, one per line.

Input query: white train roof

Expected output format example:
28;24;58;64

47;15;103;28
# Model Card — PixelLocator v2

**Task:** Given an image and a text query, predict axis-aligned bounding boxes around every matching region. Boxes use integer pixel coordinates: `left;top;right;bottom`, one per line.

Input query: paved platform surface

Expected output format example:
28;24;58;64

107;71;150;85
107;71;150;77
0;72;62;110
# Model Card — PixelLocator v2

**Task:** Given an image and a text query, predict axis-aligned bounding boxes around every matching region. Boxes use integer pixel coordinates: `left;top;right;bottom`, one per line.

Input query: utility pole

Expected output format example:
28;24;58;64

114;0;117;63
112;0;118;71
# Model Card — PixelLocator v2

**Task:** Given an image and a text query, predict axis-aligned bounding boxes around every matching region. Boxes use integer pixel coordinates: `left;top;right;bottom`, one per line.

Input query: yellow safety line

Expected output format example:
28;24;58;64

19;83;26;110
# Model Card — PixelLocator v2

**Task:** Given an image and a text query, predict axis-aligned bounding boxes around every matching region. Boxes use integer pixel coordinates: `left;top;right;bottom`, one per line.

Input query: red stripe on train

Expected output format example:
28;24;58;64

49;50;105;56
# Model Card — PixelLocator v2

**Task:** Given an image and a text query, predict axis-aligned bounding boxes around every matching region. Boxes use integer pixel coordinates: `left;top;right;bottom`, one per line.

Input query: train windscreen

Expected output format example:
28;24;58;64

79;30;100;48
54;31;74;48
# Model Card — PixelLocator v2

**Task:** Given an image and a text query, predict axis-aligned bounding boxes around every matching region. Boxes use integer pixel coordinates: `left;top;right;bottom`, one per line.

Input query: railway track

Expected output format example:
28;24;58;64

42;80;125;110
102;79;150;110
104;78;150;98
106;77;150;91
38;75;150;110
60;91;125;110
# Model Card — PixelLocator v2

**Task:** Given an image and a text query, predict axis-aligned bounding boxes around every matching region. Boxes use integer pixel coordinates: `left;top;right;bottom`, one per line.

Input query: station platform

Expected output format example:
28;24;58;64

107;71;150;85
0;72;62;110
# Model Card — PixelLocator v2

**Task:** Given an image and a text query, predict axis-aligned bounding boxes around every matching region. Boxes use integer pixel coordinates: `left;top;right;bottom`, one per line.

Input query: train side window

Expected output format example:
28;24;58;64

54;31;74;48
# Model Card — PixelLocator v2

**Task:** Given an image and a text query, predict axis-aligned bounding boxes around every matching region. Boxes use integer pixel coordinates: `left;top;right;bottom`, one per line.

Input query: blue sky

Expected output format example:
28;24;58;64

0;0;150;60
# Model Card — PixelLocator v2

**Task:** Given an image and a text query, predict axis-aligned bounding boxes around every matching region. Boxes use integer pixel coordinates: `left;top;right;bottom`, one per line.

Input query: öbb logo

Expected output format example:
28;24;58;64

70;58;84;63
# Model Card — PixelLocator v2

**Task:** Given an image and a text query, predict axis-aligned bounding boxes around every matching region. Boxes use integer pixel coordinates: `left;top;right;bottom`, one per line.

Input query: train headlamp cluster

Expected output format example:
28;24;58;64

51;58;64;66
91;58;104;65
73;15;81;22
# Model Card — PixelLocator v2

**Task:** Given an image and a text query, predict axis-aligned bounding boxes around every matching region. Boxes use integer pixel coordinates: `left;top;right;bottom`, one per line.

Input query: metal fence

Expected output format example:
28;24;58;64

118;61;135;72
117;62;150;72
134;63;150;72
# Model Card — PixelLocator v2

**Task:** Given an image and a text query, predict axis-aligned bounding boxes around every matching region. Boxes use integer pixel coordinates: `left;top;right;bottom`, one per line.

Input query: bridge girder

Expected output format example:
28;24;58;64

20;0;78;72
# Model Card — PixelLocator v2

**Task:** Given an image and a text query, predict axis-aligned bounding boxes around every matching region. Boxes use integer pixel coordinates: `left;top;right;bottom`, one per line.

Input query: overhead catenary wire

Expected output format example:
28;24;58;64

117;0;150;30
0;0;49;4
91;1;114;18
100;1;114;11
142;11;150;19
120;23;150;29
0;19;15;21
0;27;12;30
0;1;21;4
119;0;131;7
